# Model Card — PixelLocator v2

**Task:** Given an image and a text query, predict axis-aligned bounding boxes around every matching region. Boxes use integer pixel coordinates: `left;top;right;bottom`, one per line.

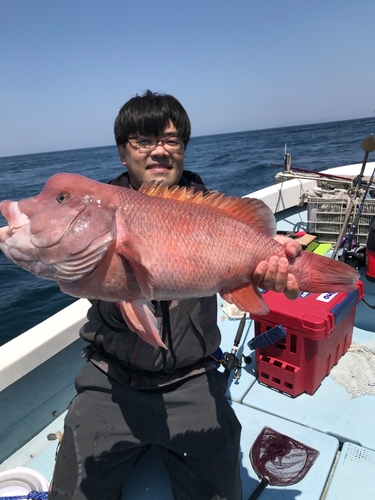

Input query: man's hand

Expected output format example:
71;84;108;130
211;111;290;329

251;235;302;300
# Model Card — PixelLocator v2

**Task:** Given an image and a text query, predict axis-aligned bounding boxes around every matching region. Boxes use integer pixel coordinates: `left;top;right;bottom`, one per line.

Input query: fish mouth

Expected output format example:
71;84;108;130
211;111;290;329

0;200;30;233
0;220;115;282
0;199;86;250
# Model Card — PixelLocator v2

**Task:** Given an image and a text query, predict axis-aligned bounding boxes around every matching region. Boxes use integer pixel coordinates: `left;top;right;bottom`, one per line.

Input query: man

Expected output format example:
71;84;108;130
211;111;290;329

49;91;301;500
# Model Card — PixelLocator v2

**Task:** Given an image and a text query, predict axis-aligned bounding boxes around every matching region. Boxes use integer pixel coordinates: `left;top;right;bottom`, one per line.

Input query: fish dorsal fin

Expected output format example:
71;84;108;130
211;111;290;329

139;182;276;237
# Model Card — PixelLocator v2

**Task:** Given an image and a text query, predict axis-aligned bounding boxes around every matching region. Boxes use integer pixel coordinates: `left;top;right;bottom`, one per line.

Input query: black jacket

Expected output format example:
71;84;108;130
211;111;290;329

79;170;222;389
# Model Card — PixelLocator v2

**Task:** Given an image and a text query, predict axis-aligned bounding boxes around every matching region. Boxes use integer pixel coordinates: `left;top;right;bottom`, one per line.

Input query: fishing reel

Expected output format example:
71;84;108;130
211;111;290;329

342;246;366;270
338;236;366;270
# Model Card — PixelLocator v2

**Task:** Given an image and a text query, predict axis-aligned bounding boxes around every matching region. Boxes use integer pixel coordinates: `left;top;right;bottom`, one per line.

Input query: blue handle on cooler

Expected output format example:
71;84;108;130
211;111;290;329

247;325;287;350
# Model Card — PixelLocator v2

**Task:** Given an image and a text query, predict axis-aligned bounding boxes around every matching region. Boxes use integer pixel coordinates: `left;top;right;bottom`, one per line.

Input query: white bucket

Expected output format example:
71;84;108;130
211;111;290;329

0;467;49;496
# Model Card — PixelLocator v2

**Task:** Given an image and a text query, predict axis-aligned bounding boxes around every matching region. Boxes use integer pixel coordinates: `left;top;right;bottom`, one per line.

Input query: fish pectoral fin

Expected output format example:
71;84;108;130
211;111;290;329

220;284;269;315
118;246;154;299
120;300;168;350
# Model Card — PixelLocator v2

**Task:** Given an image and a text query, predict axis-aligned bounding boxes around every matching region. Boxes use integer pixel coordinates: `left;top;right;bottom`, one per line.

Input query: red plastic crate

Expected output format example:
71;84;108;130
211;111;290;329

250;280;364;396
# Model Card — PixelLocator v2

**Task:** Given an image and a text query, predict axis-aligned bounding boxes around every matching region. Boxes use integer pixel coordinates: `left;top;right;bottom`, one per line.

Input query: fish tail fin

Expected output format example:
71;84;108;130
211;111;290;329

294;251;360;292
221;284;269;315
120;300;168;350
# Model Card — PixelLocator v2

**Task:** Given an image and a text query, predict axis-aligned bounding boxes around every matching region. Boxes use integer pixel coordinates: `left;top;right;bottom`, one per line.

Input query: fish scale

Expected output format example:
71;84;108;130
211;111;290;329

117;194;253;295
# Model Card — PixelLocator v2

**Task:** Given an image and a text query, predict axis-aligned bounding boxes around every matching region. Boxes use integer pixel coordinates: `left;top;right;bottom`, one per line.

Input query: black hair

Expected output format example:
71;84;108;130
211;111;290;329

114;90;191;148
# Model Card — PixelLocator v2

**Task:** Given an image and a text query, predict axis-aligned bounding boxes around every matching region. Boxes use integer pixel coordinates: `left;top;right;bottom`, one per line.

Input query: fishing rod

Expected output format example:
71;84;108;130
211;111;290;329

332;134;375;260
339;166;375;263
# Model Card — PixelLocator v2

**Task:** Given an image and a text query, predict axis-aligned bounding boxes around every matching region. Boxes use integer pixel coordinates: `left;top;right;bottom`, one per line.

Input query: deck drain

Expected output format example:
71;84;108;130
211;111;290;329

342;442;375;467
324;442;375;499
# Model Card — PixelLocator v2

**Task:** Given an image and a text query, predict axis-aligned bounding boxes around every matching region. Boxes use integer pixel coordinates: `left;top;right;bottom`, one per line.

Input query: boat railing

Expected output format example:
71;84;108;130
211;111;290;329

245;177;317;214
0;298;90;391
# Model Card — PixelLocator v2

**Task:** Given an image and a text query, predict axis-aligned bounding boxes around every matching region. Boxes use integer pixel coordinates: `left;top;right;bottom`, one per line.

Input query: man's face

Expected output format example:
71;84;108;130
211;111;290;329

118;121;185;189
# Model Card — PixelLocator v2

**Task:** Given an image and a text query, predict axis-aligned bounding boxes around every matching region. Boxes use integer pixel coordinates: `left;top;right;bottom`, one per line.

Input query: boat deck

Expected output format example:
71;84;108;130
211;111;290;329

2;207;375;499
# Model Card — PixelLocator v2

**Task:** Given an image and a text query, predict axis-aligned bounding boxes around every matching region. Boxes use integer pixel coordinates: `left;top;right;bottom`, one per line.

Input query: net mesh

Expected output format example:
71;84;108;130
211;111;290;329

330;341;375;398
250;427;319;487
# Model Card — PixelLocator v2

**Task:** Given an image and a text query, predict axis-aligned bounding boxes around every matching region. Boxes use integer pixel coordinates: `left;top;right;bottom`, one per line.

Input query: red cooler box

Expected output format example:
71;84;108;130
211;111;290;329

250;280;364;396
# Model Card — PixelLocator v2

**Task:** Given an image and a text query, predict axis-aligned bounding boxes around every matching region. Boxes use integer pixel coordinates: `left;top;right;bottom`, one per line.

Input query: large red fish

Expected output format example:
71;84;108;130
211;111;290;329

0;173;359;349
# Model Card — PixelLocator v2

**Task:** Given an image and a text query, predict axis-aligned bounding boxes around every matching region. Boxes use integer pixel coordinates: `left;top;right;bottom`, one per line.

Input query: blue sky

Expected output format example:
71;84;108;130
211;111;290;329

1;0;374;157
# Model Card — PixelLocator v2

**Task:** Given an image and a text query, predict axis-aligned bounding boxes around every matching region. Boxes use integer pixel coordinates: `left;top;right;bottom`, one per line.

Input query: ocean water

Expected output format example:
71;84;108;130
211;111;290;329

1;117;374;345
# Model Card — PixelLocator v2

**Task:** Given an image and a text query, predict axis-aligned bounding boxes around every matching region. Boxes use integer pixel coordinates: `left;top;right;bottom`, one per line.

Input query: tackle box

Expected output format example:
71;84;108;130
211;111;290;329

250;280;364;397
306;195;375;245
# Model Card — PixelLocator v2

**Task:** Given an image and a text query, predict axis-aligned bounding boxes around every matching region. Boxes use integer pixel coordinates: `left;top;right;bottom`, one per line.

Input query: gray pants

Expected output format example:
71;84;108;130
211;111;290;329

49;361;242;500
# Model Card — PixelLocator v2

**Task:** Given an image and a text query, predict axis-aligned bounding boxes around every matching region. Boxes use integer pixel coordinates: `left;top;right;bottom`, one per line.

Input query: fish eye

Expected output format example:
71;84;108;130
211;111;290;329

56;192;70;203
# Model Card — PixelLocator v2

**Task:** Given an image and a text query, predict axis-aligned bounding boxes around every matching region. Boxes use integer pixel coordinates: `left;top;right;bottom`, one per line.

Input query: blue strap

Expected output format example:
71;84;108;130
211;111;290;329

247;325;287;350
0;491;48;499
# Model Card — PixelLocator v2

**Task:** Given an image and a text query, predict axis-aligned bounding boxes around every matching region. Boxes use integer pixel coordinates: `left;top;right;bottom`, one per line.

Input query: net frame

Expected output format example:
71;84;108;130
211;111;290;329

250;426;320;487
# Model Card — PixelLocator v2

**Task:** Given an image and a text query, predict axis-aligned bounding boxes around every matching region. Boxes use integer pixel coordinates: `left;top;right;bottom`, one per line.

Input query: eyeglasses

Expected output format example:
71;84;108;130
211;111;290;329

128;135;183;152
